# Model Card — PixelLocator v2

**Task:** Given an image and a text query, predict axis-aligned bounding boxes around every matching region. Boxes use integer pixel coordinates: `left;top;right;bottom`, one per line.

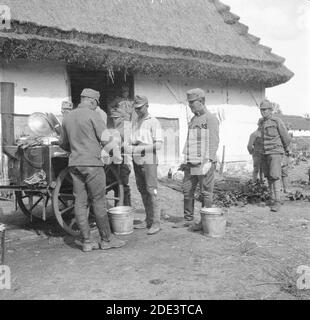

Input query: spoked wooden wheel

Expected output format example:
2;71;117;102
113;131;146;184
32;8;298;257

15;190;52;222
52;166;124;237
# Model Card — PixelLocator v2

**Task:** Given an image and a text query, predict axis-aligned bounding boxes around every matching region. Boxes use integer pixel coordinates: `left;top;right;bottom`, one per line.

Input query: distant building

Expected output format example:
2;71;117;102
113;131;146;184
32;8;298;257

278;115;310;137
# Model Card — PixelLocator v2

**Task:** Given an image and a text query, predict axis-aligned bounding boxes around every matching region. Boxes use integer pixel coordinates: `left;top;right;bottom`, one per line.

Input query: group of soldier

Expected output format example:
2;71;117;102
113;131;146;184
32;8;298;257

58;85;291;252
247;99;292;212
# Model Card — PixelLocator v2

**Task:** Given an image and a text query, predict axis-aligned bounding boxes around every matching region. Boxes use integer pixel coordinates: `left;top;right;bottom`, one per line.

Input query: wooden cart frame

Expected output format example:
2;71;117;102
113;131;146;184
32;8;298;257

1;145;124;236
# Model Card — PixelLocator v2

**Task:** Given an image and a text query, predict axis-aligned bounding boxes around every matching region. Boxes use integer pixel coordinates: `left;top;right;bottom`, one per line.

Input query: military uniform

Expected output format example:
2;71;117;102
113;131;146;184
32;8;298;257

131;96;163;235
247;130;264;181
107;106;132;206
258;100;291;211
60;89;125;251
181;89;219;224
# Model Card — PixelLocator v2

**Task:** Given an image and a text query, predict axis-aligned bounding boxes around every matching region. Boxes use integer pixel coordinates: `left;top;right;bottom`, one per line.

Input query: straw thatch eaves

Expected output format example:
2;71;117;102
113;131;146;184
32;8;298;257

0;0;293;87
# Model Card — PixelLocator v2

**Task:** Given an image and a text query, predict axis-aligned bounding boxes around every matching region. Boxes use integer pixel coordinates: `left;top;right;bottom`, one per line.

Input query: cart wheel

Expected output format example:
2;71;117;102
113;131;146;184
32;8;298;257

15;190;52;222
52;166;124;237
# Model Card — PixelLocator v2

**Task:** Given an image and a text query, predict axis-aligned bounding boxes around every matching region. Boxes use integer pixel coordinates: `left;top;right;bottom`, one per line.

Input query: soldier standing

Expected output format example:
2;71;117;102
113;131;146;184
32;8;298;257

258;99;291;212
107;101;132;206
128;96;163;235
173;88;219;230
60;88;126;252
108;85;135;123
247;128;264;181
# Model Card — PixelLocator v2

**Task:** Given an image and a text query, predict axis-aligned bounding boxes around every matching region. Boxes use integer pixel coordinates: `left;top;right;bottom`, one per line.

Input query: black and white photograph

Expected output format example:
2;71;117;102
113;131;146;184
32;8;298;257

0;0;309;304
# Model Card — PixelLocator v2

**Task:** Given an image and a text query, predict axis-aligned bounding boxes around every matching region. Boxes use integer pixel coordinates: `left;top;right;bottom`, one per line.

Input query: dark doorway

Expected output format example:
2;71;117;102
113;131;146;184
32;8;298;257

67;66;134;113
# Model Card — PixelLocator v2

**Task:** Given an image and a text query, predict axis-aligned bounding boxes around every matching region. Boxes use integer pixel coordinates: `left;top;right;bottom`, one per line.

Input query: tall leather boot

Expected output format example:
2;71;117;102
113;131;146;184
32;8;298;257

267;180;275;206
271;180;282;212
184;198;195;222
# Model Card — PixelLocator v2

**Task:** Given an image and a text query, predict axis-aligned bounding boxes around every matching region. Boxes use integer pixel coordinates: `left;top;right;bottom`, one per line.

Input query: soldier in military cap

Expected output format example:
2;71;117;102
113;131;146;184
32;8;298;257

59;88;126;252
247;128;264;181
258;99;291;212
173;88;219;230
127;95;163;235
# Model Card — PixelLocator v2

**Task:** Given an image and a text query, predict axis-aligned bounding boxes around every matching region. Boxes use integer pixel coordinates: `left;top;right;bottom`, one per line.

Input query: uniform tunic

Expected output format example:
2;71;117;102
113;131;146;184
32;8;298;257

183;109;219;164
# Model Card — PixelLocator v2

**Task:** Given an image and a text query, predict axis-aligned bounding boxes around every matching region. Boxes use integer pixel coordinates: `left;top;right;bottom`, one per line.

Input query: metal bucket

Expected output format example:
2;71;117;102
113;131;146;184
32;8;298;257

108;206;134;235
200;208;226;238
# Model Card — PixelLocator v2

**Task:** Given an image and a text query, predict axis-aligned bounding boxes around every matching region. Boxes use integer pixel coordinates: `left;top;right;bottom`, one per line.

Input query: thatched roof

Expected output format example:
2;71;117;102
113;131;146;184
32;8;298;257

278;115;310;131
0;0;293;87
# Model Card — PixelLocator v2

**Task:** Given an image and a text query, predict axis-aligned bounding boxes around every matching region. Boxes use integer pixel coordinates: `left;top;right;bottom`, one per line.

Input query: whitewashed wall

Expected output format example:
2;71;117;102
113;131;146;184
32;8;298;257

134;74;264;164
0;59;70;115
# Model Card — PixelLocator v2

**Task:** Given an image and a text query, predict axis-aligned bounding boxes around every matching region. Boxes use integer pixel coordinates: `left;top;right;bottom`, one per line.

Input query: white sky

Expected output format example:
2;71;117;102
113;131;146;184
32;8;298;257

223;0;310;116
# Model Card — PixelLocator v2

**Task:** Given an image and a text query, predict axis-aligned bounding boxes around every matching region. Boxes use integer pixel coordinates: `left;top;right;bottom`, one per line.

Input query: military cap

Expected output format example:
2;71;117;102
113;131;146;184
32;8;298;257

133;95;148;108
259;99;273;110
81;88;100;104
187;88;205;102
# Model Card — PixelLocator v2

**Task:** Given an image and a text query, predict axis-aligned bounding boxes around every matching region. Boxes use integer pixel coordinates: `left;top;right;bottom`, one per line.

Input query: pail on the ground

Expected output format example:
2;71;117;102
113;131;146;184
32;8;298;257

108;206;134;235
200;208;226;238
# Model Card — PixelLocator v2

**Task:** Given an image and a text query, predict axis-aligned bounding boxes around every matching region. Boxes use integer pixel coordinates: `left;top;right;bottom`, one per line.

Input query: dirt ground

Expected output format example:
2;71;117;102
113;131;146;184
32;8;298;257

0;161;310;300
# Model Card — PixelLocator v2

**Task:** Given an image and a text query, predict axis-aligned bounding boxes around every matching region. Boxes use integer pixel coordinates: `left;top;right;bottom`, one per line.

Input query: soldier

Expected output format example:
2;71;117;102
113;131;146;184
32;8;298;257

258;99;291;212
59;88;126;252
173;88;219;230
128;95;163;235
107;102;132;206
108;85;135;123
247;128;264;181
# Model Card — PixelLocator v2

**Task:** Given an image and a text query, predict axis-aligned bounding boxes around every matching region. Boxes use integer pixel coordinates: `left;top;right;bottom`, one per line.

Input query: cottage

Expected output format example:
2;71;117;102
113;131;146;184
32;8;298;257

0;0;293;170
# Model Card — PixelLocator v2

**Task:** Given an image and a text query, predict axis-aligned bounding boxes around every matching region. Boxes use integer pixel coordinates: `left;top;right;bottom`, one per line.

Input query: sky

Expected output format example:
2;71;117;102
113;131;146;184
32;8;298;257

223;0;310;116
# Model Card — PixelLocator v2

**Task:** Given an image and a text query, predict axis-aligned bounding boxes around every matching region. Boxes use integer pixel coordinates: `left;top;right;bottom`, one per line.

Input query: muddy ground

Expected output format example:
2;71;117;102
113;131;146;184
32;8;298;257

0;161;310;300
